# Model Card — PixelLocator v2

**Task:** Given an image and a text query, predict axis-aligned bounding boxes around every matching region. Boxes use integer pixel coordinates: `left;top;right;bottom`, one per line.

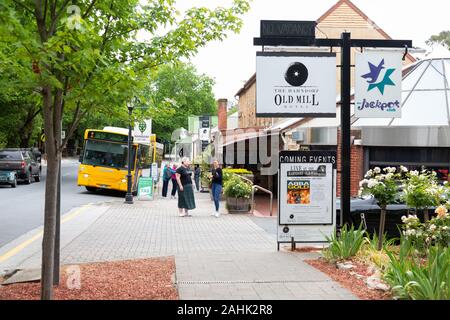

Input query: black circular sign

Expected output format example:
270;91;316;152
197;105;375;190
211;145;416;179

284;62;308;87
283;227;290;233
290;214;294;219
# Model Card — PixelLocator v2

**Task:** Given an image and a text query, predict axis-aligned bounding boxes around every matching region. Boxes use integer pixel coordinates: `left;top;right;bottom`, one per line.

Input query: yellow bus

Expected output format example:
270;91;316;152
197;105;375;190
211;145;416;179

77;127;154;193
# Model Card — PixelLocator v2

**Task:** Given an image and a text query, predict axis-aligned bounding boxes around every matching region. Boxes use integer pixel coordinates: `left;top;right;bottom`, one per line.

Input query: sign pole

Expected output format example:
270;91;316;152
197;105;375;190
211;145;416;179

254;20;412;238
340;32;352;228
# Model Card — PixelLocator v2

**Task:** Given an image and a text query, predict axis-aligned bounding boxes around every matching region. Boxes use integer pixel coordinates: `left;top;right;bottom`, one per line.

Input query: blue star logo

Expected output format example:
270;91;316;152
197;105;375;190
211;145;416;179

361;59;396;95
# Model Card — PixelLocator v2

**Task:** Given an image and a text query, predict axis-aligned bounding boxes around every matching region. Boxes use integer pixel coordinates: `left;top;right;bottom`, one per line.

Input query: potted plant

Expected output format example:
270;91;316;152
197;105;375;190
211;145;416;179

359;167;401;250
224;175;252;213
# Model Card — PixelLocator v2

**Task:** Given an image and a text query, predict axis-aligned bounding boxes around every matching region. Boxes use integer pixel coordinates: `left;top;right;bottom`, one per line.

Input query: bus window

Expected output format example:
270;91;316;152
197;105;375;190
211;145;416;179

82;140;136;170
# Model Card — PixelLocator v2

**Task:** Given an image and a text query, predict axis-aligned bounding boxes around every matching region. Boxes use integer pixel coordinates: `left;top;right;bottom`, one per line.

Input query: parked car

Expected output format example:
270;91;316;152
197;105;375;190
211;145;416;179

0;149;41;184
0;170;17;188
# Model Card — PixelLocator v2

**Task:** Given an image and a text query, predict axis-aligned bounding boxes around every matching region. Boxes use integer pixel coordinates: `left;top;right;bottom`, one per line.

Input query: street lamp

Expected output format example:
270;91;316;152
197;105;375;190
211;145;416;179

125;99;135;204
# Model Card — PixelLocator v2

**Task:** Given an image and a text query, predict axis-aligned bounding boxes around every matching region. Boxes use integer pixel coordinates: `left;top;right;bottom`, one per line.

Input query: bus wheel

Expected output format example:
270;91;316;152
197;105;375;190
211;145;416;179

86;186;98;192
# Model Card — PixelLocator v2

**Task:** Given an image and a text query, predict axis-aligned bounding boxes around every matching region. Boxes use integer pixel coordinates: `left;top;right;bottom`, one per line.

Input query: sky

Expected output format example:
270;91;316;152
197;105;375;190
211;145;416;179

175;0;450;104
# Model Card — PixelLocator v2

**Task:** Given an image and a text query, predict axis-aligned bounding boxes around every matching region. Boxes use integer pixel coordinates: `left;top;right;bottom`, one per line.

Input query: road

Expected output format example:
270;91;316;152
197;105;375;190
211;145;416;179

0;159;124;248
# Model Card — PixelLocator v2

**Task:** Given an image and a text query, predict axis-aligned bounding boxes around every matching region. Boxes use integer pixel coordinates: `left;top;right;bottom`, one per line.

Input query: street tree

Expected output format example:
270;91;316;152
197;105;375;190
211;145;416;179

144;62;216;141
427;30;450;49
0;0;250;300
0;28;42;147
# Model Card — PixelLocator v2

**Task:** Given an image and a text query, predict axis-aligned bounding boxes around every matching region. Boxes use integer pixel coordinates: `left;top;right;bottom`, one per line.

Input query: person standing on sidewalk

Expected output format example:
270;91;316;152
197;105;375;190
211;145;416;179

211;160;223;217
194;164;201;192
170;163;177;199
161;163;171;198
176;157;196;217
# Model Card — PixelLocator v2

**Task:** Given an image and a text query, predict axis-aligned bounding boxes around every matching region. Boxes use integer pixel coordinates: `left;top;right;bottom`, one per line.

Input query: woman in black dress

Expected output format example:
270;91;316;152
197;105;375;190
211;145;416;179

176;157;196;217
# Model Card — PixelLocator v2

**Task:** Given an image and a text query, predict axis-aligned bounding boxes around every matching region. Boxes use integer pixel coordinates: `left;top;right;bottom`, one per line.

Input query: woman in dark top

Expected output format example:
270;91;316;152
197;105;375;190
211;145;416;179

211;160;223;217
176;157;196;217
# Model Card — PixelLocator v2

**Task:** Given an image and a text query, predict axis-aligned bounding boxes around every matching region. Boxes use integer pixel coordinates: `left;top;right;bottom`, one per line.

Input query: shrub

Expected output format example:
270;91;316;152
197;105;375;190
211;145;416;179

223;175;252;199
359;167;402;249
401;206;450;251
402;169;443;221
359;167;401;207
323;224;365;262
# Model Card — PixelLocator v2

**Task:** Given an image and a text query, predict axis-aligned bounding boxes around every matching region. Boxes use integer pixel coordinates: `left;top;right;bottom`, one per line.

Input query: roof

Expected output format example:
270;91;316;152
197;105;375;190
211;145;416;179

318;0;416;62
235;73;256;97
353;56;450;127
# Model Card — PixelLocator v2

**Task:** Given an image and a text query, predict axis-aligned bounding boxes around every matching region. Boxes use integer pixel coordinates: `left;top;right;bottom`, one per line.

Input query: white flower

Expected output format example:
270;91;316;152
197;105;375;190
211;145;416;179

400;165;408;173
401;215;407;223
429;224;437;231
410;170;419;176
405;229;416;236
359;179;369;187
374;167;381;174
365;169;373;178
367;179;379;188
386;173;394;180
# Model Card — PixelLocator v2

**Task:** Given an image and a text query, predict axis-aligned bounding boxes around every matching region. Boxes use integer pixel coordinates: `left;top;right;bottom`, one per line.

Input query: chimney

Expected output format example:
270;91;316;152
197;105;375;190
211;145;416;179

217;98;227;132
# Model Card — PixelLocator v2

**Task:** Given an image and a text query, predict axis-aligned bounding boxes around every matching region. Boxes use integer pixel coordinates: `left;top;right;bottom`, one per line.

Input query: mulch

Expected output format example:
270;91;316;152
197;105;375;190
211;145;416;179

305;258;392;300
294;247;323;253
0;257;178;300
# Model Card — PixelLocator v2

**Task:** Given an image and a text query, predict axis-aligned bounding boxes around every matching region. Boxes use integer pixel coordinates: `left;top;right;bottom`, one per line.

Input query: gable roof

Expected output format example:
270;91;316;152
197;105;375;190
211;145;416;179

235;73;256;97
318;0;416;61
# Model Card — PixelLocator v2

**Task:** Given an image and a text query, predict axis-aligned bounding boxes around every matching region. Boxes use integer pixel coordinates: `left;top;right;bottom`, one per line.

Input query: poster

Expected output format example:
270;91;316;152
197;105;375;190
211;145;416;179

133;119;152;145
278;151;336;243
138;177;153;200
355;51;402;118
256;52;336;118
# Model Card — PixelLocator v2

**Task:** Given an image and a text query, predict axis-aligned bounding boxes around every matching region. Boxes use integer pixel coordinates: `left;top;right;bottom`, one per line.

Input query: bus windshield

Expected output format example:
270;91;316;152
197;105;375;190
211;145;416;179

82;139;136;170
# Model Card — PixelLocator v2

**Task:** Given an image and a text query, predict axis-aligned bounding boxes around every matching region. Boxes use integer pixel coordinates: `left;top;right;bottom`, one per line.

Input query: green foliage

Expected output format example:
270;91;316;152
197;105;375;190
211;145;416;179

359;167;401;207
427;30;450;49
222;168;253;185
384;244;450;300
0;132;7;148
223;168;253;175
223;175;252;199
402;169;443;211
401;207;450;251
356;233;397;271
0;0;251;148
323;224;365;262
144;63;217;141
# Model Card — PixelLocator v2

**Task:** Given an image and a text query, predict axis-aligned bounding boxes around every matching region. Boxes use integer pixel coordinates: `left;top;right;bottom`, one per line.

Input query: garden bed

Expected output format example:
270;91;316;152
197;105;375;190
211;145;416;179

305;258;391;300
0;257;178;300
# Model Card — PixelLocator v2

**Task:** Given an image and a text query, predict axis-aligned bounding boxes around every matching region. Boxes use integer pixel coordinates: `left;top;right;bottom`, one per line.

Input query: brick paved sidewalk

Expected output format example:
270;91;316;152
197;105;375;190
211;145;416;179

5;191;357;300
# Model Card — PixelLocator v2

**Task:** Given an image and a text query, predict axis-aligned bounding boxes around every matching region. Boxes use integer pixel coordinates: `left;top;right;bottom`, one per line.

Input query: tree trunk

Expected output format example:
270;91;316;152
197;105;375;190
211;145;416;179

378;205;387;251
20;107;41;148
423;208;429;222
40;86;59;300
